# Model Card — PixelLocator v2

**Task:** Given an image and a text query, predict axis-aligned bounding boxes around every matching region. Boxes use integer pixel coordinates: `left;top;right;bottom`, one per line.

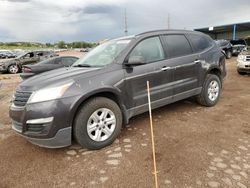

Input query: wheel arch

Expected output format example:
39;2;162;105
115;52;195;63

208;67;221;77
69;89;129;132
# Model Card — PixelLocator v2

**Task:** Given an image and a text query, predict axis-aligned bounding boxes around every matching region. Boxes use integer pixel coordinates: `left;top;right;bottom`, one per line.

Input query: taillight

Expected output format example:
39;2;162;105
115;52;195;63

22;67;32;73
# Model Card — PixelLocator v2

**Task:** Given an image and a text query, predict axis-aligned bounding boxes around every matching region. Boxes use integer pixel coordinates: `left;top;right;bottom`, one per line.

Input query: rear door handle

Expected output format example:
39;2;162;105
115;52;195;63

161;66;171;71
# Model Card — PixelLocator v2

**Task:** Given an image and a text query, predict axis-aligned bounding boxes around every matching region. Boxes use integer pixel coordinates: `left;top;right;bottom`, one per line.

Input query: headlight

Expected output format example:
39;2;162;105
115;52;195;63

28;80;74;104
238;55;245;61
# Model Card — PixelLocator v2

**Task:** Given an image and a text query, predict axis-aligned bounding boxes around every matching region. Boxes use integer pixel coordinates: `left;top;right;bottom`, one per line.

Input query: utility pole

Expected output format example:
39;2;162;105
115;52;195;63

167;13;170;29
124;8;128;36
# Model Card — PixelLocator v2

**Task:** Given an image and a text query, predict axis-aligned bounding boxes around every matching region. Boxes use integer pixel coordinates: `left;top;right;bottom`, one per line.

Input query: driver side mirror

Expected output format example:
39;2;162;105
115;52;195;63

127;56;146;66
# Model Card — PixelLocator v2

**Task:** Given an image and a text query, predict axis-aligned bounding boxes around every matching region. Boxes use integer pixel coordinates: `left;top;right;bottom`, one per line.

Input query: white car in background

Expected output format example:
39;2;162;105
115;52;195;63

237;51;250;75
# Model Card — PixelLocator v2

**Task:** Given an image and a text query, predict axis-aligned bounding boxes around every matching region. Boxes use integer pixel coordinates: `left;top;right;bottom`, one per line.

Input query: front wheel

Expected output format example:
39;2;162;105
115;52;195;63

73;97;122;150
197;74;221;107
225;50;232;59
8;64;19;74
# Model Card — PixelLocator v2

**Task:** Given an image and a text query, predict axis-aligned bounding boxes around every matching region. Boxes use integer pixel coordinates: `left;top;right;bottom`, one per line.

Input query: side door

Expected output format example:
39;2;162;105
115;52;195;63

161;34;201;98
123;36;174;116
20;52;35;65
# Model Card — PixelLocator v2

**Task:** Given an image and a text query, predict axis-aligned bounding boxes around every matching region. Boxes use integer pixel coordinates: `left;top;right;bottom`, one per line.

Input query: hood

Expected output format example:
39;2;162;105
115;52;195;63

240;50;250;55
18;66;101;91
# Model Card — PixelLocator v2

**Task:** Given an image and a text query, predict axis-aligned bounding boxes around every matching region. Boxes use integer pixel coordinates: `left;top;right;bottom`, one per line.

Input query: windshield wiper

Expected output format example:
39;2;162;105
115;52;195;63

73;64;92;67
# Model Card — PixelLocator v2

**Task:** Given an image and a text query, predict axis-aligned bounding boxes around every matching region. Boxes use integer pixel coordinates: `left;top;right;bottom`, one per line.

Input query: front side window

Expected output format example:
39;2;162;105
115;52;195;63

129;37;165;63
162;35;192;58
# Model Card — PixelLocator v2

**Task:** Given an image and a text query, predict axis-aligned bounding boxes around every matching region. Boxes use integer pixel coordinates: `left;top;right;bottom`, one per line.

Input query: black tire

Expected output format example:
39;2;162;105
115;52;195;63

73;97;122;150
225;50;232;59
8;64;19;74
197;74;221;107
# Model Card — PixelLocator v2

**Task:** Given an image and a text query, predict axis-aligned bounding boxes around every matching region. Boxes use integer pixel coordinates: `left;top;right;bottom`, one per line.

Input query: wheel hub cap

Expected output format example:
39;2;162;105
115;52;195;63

10;65;18;73
208;80;219;101
87;108;116;142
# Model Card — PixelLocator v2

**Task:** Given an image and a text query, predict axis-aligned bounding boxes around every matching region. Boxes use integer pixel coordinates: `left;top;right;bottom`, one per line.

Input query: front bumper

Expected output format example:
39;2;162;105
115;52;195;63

12;122;71;148
9;96;79;148
0;64;7;72
237;59;250;73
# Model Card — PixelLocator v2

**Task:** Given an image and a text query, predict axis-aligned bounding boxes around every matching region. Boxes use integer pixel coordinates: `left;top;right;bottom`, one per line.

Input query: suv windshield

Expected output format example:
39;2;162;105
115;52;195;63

73;39;132;67
230;40;246;45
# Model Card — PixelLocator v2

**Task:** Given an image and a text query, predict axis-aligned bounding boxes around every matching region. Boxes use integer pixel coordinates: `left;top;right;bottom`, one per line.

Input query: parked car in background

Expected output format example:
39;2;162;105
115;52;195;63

36;50;58;59
10;30;226;149
215;40;233;59
230;39;248;55
0;52;8;59
80;48;90;52
237;50;250;75
0;50;58;74
0;51;16;59
20;56;79;79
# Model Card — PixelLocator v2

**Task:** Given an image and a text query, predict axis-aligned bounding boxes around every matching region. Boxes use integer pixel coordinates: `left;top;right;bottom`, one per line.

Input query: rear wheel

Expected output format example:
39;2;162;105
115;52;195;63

73;97;122;150
197;74;221;107
8;64;19;74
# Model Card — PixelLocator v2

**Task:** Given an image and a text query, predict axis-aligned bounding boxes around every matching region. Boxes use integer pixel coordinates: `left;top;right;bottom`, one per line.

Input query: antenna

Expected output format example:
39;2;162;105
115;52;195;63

124;8;128;35
167;13;170;29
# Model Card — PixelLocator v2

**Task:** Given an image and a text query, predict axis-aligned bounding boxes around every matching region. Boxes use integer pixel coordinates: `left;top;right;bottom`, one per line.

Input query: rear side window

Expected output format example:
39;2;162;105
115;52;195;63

162;35;192;58
188;34;213;52
54;58;61;64
61;57;76;66
129;37;165;63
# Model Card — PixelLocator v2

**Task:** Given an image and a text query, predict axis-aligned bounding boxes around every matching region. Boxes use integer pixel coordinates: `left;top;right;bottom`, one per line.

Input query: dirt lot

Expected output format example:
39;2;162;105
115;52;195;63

0;56;249;188
58;50;85;58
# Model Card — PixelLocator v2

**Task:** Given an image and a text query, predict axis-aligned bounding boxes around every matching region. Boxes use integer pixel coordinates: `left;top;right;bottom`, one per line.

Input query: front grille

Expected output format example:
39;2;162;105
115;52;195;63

246;56;250;62
27;124;44;132
13;91;32;106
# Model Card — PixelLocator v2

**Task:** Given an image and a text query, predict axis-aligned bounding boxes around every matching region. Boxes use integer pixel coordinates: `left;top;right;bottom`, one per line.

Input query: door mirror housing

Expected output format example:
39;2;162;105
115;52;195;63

127;56;145;66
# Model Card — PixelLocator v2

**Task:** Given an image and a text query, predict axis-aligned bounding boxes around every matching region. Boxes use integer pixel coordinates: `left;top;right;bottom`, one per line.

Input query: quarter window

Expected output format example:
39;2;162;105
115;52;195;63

188;34;213;52
162;35;192;58
129;37;165;63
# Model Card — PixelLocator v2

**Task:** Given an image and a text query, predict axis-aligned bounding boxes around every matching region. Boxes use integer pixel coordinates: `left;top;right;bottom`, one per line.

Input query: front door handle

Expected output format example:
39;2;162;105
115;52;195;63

194;59;201;64
161;66;171;71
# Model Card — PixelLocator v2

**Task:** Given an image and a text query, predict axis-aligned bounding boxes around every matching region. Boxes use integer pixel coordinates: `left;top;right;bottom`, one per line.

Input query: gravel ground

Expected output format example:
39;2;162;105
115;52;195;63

0;56;249;188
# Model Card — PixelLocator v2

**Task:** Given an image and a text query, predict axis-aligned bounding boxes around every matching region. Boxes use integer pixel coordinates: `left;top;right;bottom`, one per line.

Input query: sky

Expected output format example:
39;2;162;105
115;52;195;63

0;0;250;43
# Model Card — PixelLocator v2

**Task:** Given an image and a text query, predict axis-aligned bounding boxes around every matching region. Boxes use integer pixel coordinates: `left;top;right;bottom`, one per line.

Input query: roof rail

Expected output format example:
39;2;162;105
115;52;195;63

136;29;192;36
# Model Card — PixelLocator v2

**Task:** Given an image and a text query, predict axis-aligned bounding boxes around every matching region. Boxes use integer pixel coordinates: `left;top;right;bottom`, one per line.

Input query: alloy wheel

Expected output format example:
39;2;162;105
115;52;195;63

9;65;19;74
208;80;219;101
87;108;116;142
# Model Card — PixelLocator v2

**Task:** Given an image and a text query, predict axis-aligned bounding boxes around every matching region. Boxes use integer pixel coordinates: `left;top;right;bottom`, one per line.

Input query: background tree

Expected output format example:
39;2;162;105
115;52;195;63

57;41;66;49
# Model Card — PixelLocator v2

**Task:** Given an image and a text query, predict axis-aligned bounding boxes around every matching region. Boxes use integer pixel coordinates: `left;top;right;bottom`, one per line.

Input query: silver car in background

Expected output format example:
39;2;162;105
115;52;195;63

237;51;250;75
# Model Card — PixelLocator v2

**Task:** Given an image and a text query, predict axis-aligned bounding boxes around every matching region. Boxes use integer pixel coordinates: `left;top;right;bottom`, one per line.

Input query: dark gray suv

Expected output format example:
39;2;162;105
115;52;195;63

9;30;226;149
